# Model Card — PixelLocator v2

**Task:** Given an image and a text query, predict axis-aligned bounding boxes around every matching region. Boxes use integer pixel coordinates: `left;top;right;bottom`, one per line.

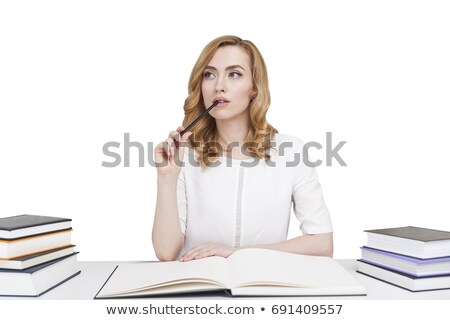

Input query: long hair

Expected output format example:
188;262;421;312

182;35;278;167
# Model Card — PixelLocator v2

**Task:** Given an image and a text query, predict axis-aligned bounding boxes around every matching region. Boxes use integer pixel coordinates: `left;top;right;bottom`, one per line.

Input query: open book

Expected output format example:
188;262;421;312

94;248;366;298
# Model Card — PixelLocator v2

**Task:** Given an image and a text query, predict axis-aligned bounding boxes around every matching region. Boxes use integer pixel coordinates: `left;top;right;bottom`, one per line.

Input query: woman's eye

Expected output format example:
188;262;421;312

229;71;242;78
203;71;215;79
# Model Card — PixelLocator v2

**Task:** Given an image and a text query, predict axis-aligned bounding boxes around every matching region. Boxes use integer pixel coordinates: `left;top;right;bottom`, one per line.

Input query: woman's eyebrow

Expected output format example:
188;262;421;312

205;65;246;71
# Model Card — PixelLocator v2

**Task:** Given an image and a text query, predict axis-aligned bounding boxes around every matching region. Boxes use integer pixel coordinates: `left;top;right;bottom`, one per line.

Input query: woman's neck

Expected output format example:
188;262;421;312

214;113;253;160
215;118;250;146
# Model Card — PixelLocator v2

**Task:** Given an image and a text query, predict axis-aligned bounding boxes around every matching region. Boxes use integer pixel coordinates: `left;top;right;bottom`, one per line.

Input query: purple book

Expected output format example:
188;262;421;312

360;246;450;277
362;246;450;263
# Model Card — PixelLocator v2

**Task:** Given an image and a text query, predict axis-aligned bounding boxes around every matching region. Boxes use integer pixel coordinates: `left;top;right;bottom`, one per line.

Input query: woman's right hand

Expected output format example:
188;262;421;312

154;126;192;179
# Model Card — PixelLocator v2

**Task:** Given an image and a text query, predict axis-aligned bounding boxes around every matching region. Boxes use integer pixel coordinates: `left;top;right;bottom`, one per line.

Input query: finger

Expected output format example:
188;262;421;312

182;249;201;261
168;139;176;158
168;131;179;139
162;140;171;158
178;126;193;141
168;131;179;154
193;244;223;259
188;244;218;260
180;254;195;262
180;131;192;143
193;249;214;260
155;142;168;158
166;138;176;157
173;132;182;149
180;244;208;261
178;250;194;262
171;140;175;157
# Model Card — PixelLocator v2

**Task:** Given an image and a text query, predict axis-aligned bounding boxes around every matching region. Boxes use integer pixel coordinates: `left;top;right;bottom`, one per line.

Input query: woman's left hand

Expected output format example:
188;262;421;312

178;243;237;262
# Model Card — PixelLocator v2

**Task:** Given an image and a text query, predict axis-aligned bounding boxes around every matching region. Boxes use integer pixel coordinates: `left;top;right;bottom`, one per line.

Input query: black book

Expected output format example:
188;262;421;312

364;226;450;259
0;252;80;297
0;214;72;240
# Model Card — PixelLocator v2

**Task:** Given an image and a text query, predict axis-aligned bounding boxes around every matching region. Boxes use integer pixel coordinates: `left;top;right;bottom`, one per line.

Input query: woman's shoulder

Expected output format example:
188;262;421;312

272;133;305;150
268;133;306;164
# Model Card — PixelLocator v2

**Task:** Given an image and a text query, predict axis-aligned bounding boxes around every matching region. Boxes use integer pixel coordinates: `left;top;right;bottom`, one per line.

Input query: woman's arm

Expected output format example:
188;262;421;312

152;177;184;261
253;233;333;257
178;233;333;262
152;126;191;261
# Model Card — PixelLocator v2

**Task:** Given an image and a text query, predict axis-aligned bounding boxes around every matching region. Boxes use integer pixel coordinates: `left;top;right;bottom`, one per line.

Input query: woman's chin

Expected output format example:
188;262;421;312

209;109;249;120
209;111;230;120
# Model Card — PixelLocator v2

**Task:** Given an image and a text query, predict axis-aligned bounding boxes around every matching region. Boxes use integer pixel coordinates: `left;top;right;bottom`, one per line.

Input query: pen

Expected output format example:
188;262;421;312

180;100;219;136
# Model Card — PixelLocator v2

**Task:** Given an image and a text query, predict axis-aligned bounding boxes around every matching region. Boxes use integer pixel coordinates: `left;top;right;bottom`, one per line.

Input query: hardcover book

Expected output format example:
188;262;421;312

95;248;366;298
357;259;450;292
360;246;450;277
0;215;72;240
0;245;76;270
0;252;80;297
0;229;72;259
364;226;450;259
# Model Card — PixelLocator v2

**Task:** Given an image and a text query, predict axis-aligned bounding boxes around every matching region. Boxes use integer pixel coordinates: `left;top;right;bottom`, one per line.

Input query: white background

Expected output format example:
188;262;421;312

1;0;449;261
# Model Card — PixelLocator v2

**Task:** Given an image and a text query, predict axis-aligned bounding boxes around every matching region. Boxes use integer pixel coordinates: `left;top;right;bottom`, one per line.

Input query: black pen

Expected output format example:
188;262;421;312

180;100;219;136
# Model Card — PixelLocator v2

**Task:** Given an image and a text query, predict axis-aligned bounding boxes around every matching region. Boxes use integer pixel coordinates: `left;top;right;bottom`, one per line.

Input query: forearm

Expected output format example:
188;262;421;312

152;177;184;261
250;233;333;257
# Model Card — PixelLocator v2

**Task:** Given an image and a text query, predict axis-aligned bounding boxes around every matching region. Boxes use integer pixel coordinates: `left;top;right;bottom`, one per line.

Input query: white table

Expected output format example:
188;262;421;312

1;260;450;300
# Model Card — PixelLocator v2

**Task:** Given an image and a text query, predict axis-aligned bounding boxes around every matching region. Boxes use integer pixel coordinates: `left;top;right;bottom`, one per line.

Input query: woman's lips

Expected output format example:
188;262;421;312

216;101;229;107
213;99;230;107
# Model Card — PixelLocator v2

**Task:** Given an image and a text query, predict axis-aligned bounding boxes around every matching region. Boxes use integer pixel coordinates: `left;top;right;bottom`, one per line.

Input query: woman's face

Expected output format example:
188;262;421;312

201;46;253;121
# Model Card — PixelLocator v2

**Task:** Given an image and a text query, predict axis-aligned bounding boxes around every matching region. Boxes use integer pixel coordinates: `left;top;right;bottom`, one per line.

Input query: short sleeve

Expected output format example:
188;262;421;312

291;138;333;234
177;164;188;235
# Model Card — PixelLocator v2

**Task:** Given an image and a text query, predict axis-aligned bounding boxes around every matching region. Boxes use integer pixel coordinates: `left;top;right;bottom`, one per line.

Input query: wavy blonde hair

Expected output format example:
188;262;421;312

182;35;278;167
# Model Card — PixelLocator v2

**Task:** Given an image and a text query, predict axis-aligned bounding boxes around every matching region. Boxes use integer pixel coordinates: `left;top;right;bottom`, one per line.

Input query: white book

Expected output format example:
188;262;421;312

357;260;450;292
0;230;72;259
0;245;76;270
95;248;366;298
365;226;450;259
0;253;80;297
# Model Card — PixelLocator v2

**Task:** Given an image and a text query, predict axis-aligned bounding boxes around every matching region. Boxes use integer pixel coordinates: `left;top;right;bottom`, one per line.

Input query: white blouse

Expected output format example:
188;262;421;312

177;134;333;257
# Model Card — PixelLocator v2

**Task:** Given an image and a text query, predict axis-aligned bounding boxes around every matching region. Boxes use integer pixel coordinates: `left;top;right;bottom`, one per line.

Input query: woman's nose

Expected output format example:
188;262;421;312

215;76;226;93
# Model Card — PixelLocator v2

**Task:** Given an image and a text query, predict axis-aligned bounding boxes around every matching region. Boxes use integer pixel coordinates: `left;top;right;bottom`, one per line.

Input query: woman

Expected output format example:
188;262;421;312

153;35;333;262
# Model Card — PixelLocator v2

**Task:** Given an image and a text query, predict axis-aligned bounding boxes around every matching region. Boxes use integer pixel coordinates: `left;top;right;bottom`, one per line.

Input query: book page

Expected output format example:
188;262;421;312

227;248;362;290
98;256;230;297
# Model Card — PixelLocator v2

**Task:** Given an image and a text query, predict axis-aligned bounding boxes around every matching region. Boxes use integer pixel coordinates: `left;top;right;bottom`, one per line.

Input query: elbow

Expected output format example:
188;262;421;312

155;251;178;262
321;233;334;258
310;232;333;258
323;244;333;258
153;244;181;261
152;233;184;262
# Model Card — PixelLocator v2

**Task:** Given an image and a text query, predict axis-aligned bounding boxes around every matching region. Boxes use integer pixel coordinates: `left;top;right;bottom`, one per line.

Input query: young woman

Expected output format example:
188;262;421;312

153;35;333;262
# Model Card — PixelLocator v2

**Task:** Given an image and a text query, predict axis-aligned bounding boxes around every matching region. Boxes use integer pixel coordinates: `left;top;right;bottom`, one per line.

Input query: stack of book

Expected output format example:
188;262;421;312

357;226;450;292
0;214;80;297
